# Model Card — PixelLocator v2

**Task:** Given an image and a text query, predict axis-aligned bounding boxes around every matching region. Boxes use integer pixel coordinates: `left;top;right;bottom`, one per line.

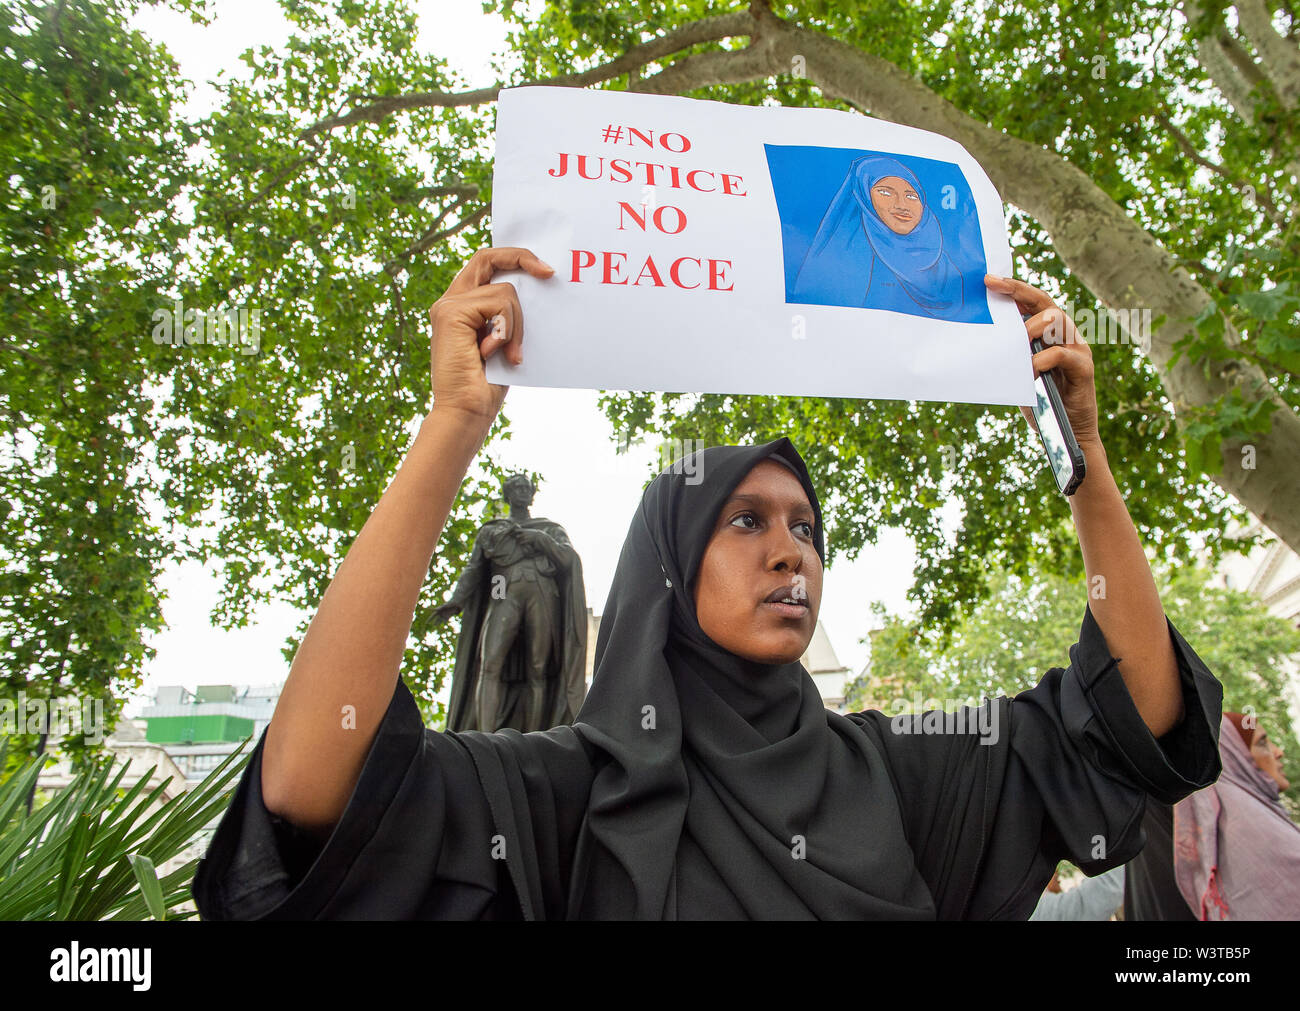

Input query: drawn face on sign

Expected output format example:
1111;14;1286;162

870;175;922;235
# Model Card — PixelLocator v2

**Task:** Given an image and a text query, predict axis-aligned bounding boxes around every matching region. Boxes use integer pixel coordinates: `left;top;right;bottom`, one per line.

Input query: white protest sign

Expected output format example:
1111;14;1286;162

488;86;1034;407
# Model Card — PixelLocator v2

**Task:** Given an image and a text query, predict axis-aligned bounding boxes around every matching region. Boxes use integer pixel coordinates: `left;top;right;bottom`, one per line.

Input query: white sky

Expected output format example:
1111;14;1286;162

121;0;920;716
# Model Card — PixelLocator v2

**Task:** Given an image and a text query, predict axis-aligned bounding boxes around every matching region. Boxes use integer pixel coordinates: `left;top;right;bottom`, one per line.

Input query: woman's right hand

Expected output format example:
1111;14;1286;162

427;246;555;429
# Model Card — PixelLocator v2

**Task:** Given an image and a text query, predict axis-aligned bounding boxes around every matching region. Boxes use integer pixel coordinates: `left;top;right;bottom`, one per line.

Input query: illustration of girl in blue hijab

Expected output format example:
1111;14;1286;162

790;155;964;319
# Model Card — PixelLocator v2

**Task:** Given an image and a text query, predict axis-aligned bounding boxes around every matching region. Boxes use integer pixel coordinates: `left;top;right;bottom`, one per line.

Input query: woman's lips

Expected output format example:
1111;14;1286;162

761;601;810;619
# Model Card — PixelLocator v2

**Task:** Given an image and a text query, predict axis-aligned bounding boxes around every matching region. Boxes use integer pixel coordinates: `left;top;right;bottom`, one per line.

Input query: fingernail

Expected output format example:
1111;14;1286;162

490;314;505;337
539;259;555;272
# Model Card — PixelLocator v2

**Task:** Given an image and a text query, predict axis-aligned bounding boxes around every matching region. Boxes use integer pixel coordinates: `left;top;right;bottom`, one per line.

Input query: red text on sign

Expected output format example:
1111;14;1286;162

570;250;735;291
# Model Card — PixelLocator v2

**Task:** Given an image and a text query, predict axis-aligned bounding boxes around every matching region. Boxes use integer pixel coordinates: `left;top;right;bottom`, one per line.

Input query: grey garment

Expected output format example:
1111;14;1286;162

1030;864;1126;920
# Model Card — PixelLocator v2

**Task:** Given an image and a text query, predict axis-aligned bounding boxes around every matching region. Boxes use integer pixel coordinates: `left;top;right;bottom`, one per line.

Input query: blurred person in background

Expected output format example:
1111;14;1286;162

1124;711;1300;920
1030;863;1125;920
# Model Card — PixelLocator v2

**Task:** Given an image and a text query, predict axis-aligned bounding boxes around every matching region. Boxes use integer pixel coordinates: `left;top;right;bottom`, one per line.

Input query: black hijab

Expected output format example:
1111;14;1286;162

564;437;935;918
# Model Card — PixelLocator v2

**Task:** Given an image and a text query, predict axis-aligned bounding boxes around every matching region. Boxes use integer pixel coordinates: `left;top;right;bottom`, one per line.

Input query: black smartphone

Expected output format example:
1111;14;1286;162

1028;335;1086;496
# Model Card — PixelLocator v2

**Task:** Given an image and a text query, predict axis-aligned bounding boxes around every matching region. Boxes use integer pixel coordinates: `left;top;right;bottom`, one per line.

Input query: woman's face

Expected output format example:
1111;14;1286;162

870;175;923;235
692;459;823;665
1249;728;1289;790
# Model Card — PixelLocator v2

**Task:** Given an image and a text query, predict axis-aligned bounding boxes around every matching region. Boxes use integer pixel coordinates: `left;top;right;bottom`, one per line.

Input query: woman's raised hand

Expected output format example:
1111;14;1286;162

984;274;1101;449
428;246;555;429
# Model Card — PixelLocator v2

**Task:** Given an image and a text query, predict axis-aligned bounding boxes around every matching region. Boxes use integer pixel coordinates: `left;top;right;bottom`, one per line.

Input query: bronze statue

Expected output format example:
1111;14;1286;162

433;473;587;733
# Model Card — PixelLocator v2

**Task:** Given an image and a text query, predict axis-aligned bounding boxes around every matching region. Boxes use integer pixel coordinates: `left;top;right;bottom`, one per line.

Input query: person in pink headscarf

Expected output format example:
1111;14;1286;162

1166;711;1300;919
1124;711;1299;920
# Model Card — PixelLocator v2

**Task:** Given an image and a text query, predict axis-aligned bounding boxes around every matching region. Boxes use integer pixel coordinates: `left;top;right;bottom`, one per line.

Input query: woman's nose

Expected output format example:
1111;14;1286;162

767;530;802;565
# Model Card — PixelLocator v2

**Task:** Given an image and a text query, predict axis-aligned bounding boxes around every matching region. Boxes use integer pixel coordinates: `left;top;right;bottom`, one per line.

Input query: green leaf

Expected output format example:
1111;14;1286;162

127;853;167;921
1236;284;1296;322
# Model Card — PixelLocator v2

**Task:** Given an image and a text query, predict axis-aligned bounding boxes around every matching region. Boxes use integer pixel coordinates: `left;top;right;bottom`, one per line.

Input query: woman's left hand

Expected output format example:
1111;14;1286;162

984;274;1101;450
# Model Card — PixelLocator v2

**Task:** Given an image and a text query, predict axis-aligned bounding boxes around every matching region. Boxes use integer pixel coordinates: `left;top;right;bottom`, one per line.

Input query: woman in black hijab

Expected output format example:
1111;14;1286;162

192;248;1223;920
566;438;935;918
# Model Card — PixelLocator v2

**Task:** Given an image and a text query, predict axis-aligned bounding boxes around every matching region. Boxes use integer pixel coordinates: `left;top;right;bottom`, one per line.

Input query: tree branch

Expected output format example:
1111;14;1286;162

0;340;57;368
301;11;758;137
390;183;480;206
637;39;785;94
1183;2;1267;121
382;202;490;276
1216;25;1272;93
1235;0;1300;108
1153;108;1284;224
223;139;326;219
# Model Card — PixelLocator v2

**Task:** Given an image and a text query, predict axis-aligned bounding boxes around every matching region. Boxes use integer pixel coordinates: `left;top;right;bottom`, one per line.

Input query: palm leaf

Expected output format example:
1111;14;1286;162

0;737;252;920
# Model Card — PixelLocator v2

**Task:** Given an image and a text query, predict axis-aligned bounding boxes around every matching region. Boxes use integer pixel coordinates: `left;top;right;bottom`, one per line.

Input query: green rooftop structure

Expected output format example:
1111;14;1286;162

144;712;254;745
139;683;281;784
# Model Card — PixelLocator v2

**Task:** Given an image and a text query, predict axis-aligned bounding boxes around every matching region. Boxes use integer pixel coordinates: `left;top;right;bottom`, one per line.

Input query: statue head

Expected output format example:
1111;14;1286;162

503;473;536;509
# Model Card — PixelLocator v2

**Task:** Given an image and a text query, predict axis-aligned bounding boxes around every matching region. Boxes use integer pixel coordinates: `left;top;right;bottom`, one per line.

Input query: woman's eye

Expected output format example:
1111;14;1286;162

730;513;814;538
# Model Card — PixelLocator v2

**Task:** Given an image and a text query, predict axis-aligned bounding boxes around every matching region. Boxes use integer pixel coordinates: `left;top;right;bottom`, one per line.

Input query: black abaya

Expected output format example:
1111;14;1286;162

1121;799;1199;920
192;438;1222;920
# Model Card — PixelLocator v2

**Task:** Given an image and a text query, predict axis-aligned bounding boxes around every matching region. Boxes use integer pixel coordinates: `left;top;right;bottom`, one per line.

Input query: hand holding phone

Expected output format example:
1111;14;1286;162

985;274;1098;497
1027;333;1087;496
